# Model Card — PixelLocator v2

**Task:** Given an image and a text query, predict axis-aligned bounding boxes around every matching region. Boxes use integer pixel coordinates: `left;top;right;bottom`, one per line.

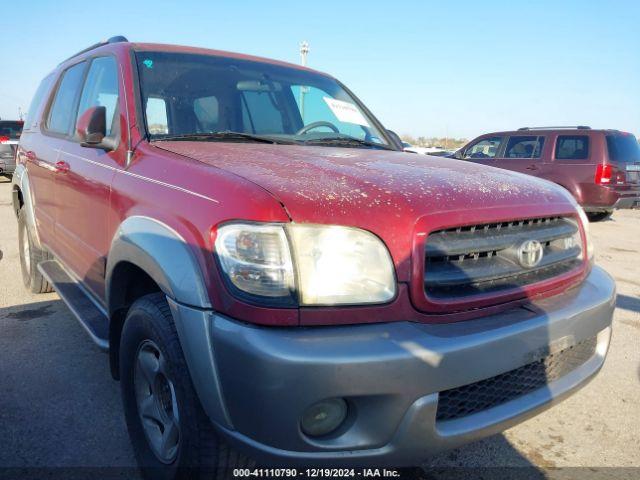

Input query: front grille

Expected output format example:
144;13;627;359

436;336;597;421
424;216;582;299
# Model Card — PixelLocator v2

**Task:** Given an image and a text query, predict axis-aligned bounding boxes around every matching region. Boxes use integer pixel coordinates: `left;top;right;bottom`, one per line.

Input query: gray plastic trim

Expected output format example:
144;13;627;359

187;266;615;466
106;216;211;313
168;298;233;430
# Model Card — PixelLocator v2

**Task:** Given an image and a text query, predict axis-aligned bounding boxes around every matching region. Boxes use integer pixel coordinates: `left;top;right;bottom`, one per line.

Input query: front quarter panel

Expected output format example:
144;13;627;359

107;143;298;325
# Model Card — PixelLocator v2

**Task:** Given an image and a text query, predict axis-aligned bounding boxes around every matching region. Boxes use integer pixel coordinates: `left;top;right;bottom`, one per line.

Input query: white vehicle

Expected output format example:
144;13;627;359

402;142;451;156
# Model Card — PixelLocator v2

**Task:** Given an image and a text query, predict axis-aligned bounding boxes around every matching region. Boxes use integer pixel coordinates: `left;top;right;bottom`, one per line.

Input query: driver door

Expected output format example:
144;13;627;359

461;135;505;167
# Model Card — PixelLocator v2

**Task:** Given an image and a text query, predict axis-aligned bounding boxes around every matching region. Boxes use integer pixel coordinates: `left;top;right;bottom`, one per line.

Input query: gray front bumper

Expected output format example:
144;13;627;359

169;266;615;466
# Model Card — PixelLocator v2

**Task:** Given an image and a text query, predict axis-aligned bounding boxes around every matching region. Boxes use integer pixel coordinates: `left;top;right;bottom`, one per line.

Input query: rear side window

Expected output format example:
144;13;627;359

555;135;589;160
606;134;640;163
47;62;86;134
463;136;503;159
76;56;119;136
24;75;54;131
504;136;545;159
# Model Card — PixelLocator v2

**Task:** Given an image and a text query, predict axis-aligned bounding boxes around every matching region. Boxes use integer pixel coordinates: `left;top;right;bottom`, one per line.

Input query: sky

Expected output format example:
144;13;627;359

1;0;638;139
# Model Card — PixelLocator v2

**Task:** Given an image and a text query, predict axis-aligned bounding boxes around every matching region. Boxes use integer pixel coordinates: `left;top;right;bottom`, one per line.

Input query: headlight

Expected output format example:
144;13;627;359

214;223;396;306
576;206;595;263
289;225;396;305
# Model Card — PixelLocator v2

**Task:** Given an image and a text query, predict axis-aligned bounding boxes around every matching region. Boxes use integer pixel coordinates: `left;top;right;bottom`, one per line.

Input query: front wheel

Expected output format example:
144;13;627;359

120;293;252;480
586;211;613;222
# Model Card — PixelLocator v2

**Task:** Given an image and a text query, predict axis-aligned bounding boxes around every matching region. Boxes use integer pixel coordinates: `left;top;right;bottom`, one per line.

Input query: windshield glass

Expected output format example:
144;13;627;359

0;121;23;139
135;51;390;148
606;134;640;163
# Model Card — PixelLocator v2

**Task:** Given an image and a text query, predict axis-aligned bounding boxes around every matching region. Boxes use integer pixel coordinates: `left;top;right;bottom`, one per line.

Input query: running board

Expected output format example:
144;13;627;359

38;260;109;351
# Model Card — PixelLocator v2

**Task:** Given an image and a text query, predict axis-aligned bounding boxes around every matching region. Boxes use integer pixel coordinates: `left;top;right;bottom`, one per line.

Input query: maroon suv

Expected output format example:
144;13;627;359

455;127;640;221
12;38;615;476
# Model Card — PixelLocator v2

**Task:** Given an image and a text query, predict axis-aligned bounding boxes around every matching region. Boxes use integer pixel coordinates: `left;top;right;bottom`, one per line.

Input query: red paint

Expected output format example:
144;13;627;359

21;42;591;327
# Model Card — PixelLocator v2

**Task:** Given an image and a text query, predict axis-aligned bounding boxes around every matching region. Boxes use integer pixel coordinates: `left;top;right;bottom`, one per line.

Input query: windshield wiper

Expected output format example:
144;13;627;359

303;136;395;151
151;131;297;145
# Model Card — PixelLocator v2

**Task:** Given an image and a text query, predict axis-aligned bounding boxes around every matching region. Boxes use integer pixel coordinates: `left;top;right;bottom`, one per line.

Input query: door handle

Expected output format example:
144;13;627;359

526;164;538;171
55;160;70;173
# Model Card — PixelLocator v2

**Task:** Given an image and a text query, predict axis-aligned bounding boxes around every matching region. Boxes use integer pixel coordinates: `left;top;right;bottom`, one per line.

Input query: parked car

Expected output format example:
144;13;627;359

0;120;23;179
402;142;452;156
12;38;615;477
454;127;640;221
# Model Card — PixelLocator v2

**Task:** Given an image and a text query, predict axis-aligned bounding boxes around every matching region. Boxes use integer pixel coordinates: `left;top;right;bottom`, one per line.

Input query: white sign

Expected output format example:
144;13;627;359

323;97;370;127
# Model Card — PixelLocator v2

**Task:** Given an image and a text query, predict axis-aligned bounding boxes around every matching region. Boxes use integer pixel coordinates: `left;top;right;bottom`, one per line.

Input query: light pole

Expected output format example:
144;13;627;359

299;41;310;120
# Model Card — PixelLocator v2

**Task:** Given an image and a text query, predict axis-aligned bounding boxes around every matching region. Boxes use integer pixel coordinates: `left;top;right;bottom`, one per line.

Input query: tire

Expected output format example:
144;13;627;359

18;208;53;293
586;211;613;222
120;293;253;480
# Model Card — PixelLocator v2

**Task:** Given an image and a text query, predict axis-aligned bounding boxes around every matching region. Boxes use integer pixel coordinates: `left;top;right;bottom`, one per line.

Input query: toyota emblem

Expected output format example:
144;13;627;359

517;240;544;268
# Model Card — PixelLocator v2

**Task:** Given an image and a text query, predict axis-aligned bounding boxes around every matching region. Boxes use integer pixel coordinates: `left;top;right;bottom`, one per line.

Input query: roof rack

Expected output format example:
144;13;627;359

60;36;129;64
518;126;591;131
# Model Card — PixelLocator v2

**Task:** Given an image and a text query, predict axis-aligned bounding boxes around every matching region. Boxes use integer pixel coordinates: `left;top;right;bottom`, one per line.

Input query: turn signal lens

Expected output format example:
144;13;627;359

214;224;295;303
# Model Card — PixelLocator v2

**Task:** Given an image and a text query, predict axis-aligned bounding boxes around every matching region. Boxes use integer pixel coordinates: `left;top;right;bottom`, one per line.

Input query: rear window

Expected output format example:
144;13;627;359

606;134;640;163
47;62;86;135
24;75;54;131
504;136;545;159
0;121;24;139
555;135;589;160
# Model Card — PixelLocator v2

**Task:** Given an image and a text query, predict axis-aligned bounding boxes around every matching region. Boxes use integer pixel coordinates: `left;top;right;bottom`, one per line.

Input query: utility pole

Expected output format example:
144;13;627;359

299;41;310;120
18;107;24;121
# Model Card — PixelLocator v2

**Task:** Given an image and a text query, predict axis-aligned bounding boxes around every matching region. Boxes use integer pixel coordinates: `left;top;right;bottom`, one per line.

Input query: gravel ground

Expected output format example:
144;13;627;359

0;178;638;479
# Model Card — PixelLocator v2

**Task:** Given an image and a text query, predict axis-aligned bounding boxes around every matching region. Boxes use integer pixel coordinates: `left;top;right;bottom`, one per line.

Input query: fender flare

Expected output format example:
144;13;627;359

106;215;211;314
106;216;234;428
12;164;43;248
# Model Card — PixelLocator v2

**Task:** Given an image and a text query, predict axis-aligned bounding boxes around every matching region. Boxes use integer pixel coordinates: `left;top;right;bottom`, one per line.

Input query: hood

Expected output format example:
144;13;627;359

155;142;574;280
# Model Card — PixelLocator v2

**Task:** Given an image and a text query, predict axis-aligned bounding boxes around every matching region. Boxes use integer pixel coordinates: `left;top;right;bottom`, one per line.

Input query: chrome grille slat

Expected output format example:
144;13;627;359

424;216;582;300
425;217;576;258
425;246;581;287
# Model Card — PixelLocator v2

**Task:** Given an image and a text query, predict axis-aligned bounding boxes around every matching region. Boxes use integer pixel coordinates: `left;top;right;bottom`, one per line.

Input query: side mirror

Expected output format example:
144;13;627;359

453;149;464;160
385;129;404;150
76;106;115;150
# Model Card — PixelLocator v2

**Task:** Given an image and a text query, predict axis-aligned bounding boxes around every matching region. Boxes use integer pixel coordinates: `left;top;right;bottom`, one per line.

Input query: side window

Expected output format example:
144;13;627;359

47;62;86;135
555;136;589;160
193;95;219;132
145;97;169;135
24;75;55;131
77;56;119;136
503;136;545;159
463;136;503;159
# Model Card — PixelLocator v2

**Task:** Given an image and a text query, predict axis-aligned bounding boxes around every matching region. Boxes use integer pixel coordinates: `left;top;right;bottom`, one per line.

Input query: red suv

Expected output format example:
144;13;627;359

455;127;640;221
12;38;615;476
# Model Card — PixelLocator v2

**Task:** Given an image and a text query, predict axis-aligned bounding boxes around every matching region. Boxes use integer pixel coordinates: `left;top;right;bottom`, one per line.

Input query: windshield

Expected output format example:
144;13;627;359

135;51;390;148
0;121;23;139
606;134;640;163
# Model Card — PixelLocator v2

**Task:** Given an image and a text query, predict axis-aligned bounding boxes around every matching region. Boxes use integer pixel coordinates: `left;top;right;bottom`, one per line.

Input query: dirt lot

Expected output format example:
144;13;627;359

0;177;638;477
